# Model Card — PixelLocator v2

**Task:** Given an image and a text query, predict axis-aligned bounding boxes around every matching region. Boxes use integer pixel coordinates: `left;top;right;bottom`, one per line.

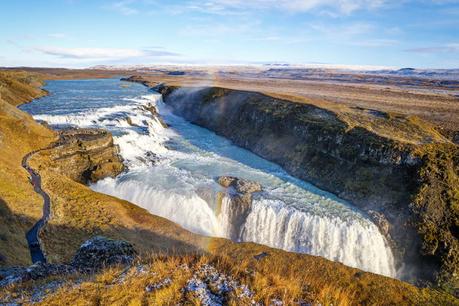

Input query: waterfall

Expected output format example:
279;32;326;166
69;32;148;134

219;196;395;277
24;79;397;279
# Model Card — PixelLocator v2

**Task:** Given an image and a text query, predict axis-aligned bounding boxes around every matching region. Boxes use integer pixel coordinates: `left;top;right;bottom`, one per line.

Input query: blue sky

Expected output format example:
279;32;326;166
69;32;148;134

1;0;458;68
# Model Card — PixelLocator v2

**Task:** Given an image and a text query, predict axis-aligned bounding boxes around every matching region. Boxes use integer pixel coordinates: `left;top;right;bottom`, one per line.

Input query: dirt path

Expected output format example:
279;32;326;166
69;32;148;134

21;151;51;263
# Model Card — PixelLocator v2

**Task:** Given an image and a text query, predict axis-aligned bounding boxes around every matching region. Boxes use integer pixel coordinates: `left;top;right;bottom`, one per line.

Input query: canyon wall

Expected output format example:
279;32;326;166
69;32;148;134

160;85;459;291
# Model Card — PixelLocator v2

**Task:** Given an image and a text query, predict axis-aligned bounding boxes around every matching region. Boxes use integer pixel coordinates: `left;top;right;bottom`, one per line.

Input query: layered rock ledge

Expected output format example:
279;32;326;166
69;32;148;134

39;128;124;184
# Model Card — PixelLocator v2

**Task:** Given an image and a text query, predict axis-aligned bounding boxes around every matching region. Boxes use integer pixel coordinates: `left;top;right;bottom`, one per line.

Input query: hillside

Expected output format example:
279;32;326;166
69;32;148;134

0;70;457;305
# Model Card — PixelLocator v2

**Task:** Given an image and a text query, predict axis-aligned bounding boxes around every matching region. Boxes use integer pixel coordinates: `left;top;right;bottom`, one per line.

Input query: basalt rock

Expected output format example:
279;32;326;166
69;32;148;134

45;128;124;184
72;236;137;273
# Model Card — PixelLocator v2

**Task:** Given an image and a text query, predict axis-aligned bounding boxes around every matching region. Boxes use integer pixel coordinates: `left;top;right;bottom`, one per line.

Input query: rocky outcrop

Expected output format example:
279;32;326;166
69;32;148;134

45;128;124;184
0;236;136;288
217;176;262;241
217;176;262;194
72;236;137;272
120;75;150;87
158;85;459;290
0;262;75;288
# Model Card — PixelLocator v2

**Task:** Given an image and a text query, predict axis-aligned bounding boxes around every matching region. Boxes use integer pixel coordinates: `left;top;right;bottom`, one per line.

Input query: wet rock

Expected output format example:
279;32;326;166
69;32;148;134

152;83;178;98
72;236;137;272
217;176;262;194
217;176;262;241
126;117;137;127
368;210;391;236
143;104;168;128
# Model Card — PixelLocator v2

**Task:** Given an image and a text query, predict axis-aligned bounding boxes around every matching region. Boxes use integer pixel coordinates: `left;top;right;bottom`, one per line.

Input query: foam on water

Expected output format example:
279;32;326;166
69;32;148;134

21;79;397;277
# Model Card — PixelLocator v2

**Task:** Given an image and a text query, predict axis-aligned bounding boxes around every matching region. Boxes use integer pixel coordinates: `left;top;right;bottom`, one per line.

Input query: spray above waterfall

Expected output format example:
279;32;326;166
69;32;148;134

21;78;397;278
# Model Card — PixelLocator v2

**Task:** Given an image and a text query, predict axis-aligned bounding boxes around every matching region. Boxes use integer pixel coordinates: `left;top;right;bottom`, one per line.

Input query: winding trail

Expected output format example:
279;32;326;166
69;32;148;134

22;150;51;263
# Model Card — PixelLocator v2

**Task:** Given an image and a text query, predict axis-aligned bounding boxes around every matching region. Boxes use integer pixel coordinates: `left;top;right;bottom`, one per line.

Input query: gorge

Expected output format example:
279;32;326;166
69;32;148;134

1;70;457;304
20;77;403;280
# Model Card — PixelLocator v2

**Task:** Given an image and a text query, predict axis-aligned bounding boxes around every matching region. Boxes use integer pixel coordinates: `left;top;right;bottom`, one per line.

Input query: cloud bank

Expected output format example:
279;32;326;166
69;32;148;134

33;47;180;60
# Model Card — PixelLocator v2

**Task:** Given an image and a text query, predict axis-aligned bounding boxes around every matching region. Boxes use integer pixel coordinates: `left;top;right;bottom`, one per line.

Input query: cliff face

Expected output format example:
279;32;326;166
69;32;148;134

161;86;459;290
39;129;124;184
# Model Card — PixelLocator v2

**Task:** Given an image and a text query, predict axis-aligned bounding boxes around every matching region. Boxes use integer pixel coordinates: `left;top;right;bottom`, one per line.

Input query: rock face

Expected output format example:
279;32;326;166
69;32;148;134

217;176;262;194
47;128;124;184
217;176;262;241
161;86;459;290
72;236;137;272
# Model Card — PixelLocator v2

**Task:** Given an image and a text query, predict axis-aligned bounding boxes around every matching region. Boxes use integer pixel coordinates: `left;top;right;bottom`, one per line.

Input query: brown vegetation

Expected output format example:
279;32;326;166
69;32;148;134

0;71;56;266
0;69;458;305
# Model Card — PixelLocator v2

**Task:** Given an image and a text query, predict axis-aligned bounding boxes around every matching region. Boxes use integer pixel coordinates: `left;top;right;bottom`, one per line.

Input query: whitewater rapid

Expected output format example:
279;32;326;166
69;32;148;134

23;79;396;277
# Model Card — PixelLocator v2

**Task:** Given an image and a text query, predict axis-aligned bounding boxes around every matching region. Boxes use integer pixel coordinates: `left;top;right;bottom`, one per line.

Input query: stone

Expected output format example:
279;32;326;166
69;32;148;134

217;176;262;194
253;252;269;261
0;263;75;288
72;236;137;272
368;210;391;236
46;128;124;184
217;176;262;240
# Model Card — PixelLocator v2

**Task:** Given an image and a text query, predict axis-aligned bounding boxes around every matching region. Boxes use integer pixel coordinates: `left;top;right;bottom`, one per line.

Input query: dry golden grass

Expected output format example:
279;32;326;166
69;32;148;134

2;252;457;306
135;73;459;134
0;71;47;106
0;69;457;305
0;71;56;266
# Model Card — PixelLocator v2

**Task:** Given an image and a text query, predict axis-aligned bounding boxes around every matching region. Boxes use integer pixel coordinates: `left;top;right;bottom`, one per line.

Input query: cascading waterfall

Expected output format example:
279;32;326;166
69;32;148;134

21;79;397;278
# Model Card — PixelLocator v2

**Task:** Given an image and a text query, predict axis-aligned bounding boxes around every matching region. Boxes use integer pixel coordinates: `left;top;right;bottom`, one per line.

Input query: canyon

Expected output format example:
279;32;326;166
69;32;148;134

155;81;458;289
0;69;457;305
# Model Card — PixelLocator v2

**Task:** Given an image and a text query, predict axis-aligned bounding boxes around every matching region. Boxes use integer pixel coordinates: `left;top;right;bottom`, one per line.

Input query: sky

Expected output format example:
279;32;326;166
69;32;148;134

1;0;458;69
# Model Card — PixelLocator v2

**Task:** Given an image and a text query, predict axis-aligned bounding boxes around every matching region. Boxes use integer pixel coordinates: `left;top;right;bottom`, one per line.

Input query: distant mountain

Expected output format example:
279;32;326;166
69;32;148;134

365;68;459;80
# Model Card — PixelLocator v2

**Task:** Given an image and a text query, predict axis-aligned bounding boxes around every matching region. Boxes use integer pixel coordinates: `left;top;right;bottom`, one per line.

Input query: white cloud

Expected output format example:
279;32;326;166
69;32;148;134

184;0;389;15
48;33;67;39
405;43;459;53
309;22;375;37
108;0;139;15
352;39;399;47
33;47;179;60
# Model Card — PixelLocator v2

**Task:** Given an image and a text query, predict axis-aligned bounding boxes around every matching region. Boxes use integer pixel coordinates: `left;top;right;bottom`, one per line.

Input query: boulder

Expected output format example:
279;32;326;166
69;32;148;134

72;236;137;272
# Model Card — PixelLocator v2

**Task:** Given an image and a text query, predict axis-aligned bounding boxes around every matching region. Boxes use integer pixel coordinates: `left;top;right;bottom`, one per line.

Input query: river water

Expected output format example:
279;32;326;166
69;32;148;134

21;78;396;277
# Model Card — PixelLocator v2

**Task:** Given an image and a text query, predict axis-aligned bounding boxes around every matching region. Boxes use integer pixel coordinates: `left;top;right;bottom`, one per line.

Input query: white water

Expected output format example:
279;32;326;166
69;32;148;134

29;80;396;277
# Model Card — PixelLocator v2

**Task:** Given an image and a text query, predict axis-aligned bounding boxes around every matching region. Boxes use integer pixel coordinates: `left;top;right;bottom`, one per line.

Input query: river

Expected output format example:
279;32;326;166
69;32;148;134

20;78;396;277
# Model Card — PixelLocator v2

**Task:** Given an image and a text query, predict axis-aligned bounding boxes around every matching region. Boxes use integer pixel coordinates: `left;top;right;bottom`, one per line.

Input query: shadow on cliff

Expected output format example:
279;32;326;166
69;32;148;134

162;91;352;208
0;197;41;267
0;197;208;267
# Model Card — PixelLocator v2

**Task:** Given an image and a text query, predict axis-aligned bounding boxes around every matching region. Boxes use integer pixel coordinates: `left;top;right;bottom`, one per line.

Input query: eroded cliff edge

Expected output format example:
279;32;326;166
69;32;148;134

152;83;459;292
34;128;124;184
